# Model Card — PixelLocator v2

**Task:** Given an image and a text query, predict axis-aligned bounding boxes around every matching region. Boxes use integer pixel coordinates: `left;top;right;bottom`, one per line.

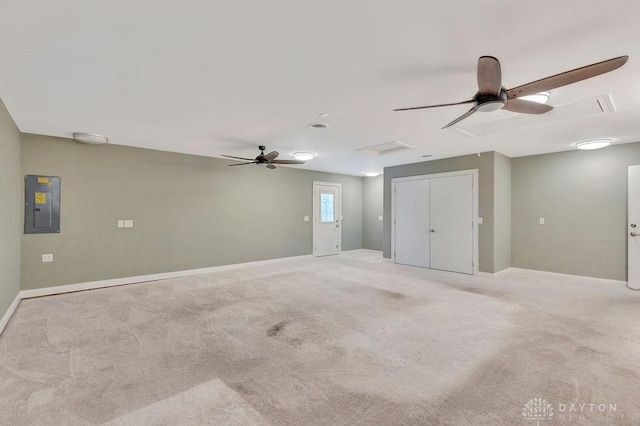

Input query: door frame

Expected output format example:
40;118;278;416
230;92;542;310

628;166;640;290
391;169;479;275
313;181;342;258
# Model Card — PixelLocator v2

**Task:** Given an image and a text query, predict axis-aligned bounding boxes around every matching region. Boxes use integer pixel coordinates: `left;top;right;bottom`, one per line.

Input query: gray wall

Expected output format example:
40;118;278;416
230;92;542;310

21;134;362;290
362;175;383;251
0;98;21;318
493;152;511;273
512;142;640;280
383;152;496;273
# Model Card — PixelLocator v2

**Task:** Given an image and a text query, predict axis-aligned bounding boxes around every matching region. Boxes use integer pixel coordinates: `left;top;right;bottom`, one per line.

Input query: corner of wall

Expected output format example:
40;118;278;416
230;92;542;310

0;96;22;326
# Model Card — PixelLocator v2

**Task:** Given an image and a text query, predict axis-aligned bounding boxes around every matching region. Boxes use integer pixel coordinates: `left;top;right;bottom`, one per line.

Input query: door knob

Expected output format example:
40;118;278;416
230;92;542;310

430;229;436;233
632;224;637;228
631;232;637;237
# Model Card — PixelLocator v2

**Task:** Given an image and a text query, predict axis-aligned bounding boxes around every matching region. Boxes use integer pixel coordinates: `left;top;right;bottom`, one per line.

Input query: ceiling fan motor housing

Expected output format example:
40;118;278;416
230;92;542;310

474;89;508;112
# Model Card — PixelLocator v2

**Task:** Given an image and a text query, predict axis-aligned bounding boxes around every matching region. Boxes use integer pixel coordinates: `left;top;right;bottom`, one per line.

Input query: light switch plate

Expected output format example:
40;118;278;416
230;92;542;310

42;254;53;263
118;220;124;228
478;217;483;224
539;217;545;225
304;216;309;222
124;220;133;228
378;216;383;221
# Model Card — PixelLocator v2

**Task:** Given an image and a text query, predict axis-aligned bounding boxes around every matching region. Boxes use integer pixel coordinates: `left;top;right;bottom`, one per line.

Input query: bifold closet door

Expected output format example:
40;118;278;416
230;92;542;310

394;179;430;268
429;175;474;274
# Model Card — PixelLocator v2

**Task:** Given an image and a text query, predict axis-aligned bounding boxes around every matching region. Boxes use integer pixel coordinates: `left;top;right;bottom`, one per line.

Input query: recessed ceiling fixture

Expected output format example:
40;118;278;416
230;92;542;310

72;132;109;144
363;171;380;177
575;139;612;150
519;91;551;105
309;123;329;130
292;152;315;161
318;113;330;118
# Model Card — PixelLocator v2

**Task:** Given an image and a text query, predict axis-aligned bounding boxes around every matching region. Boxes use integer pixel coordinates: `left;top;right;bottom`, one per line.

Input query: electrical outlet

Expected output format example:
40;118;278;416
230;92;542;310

378;216;383;221
304;216;309;222
539;217;545;225
118;220;124;228
478;217;484;224
124;220;133;228
42;254;53;263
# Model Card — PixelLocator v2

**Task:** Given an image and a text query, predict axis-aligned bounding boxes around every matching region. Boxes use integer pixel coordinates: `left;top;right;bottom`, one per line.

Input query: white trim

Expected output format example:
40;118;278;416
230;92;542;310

355;248;383;254
476;271;495;279
494;267;513;279
391;169;479;275
19;254;313;299
312;181;342;258
494;267;628;286
0;293;21;336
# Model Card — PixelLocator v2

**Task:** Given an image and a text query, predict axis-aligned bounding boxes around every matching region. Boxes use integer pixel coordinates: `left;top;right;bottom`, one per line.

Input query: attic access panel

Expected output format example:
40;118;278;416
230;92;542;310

24;175;61;234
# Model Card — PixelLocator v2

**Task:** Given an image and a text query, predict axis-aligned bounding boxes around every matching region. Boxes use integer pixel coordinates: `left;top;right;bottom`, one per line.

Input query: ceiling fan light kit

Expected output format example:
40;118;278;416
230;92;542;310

519;91;551;104
394;55;628;129
575;139;612;150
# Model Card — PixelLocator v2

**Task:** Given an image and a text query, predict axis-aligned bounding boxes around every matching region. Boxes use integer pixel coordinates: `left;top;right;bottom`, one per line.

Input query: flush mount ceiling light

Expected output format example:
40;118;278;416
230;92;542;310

519;91;551;105
292;152;315;161
363;171;380;177
72;132;109;145
575;139;612;150
318;113;330;118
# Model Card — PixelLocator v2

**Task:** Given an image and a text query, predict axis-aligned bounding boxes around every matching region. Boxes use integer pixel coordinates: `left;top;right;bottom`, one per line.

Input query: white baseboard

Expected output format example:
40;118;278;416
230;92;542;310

476;271;495;278
352;248;383;254
496;267;628;286
20;254;313;299
0;293;20;336
477;267;627;287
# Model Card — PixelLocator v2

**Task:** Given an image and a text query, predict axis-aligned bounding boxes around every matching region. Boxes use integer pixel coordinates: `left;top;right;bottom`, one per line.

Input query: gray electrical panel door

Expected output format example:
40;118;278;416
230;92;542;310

24;175;61;234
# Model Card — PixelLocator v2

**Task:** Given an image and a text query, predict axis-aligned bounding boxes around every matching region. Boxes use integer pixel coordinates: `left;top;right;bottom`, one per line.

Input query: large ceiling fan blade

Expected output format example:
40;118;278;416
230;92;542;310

477;56;502;95
271;160;305;164
228;161;257;166
507;55;629;100
442;107;476;129
503;98;553;114
266;164;276;169
221;154;255;161
393;100;474;112
264;151;279;161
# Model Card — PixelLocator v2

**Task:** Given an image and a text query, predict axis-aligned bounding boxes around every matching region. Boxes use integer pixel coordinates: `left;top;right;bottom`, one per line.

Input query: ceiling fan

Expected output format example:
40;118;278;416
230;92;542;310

221;145;306;169
394;55;629;129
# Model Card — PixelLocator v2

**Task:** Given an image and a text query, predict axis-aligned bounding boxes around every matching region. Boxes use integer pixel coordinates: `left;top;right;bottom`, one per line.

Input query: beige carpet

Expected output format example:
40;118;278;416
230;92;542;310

0;251;639;425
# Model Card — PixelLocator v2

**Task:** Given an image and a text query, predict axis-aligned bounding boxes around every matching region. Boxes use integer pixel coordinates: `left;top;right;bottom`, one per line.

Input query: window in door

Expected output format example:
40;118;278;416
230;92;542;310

320;192;335;223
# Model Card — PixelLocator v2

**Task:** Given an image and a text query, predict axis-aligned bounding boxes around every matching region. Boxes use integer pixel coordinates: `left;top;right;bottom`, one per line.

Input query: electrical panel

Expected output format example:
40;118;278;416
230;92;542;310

24;175;61;234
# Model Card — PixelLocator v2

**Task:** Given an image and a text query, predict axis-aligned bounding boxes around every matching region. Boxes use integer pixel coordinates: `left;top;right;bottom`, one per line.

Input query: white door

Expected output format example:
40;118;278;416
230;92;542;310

430;175;474;274
628;166;640;289
394;179;430;267
313;183;341;257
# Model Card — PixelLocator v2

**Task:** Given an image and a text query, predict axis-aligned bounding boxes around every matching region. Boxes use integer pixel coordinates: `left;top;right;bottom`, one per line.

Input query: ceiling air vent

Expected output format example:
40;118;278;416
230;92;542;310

309;123;329;130
454;94;617;137
357;141;418;156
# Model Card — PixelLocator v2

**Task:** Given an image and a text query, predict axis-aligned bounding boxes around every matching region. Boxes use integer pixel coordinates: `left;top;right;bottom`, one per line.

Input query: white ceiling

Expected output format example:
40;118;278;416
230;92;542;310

1;0;639;175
